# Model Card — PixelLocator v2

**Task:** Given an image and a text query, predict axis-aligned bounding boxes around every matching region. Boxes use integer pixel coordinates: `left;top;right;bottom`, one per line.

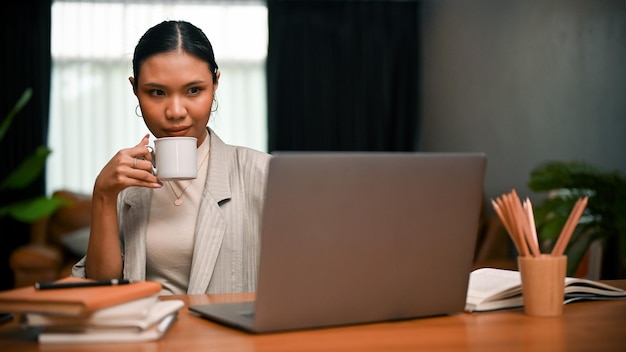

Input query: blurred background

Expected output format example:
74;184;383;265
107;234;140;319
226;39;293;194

1;0;625;289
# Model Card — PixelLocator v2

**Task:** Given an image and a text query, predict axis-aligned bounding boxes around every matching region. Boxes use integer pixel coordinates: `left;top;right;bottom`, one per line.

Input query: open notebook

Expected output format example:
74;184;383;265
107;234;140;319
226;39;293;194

190;152;487;333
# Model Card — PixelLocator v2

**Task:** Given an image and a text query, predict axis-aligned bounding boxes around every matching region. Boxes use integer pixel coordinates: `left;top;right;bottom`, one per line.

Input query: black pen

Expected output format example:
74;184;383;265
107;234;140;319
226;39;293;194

35;279;133;290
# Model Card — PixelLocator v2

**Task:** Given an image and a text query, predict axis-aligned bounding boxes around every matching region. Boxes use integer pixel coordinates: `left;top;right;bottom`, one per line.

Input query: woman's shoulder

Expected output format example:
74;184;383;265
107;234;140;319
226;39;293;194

210;131;270;163
221;146;270;194
229;145;271;177
231;144;271;162
209;129;271;178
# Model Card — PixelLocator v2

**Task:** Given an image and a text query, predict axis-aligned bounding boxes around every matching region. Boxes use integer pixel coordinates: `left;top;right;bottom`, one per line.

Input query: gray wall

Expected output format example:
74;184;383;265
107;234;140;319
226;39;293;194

420;0;626;203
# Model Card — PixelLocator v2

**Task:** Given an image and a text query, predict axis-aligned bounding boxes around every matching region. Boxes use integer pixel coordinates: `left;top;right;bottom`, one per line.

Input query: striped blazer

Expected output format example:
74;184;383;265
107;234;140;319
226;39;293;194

72;128;271;294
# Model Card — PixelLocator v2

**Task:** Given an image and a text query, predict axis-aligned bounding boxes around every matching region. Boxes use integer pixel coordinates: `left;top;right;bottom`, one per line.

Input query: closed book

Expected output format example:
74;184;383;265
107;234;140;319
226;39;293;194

25;299;184;331
38;312;178;344
0;277;162;317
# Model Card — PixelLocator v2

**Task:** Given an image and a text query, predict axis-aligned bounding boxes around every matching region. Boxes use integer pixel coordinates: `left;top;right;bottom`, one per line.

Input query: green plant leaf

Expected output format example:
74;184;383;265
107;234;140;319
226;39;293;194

0;88;67;225
0;146;51;190
528;160;626;278
532;197;577;227
0;195;69;223
537;218;566;241
0;88;32;142
528;161;603;192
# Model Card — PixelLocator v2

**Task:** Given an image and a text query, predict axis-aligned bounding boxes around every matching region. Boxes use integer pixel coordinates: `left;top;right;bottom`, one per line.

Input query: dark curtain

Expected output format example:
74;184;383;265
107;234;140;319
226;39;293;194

267;0;421;152
0;0;52;290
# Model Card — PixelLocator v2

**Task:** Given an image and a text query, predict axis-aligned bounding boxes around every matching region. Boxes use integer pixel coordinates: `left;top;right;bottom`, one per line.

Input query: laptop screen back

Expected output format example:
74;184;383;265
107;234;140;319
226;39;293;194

249;152;487;332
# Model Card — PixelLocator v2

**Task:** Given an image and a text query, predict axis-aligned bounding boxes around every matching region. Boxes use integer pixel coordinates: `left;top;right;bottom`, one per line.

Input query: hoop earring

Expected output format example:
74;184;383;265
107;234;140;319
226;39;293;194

211;97;218;113
135;105;143;117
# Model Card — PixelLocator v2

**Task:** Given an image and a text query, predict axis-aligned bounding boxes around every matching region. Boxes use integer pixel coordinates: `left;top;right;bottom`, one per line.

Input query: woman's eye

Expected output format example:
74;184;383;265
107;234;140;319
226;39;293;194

189;87;201;95
150;89;165;97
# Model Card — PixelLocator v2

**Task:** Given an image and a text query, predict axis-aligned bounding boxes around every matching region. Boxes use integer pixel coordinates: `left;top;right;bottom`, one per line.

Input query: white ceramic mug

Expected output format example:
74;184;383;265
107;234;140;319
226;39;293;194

148;137;197;180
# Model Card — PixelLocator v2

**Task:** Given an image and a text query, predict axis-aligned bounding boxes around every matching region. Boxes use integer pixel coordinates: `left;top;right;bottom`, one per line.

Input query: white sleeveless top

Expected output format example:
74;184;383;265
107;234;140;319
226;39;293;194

146;132;211;294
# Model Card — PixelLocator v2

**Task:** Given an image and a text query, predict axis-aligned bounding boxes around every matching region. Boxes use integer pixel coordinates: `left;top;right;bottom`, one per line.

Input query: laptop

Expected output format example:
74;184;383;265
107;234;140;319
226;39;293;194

190;152;487;333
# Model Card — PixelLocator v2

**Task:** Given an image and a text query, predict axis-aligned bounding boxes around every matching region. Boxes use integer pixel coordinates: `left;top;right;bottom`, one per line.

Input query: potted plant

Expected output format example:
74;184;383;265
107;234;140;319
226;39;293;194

528;161;626;279
0;88;67;223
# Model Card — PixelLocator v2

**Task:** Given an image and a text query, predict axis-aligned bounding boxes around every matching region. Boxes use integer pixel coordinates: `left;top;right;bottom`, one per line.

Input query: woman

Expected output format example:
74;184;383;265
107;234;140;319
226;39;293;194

72;20;270;295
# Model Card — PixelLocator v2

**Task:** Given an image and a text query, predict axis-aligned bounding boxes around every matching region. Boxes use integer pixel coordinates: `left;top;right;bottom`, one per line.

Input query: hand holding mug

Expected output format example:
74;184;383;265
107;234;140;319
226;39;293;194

93;135;159;198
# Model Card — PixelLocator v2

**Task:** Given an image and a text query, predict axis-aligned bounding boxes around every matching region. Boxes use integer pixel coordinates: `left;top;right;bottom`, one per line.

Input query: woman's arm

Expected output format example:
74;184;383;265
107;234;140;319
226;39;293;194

85;190;124;279
85;135;161;279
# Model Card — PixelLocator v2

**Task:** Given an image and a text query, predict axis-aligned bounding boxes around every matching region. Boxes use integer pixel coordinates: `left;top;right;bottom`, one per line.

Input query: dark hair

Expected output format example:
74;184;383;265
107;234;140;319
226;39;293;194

132;20;219;85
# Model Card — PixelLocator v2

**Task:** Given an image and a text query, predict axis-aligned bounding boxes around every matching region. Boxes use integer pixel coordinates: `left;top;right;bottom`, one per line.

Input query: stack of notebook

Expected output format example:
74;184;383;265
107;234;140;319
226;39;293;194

0;277;182;344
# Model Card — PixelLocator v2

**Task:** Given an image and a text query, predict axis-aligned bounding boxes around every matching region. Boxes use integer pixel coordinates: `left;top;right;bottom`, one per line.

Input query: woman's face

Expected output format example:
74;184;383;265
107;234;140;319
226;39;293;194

130;50;219;146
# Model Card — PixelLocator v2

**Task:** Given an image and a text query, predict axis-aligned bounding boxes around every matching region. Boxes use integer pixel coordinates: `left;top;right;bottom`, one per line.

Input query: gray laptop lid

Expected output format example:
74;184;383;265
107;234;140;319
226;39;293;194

190;152;486;333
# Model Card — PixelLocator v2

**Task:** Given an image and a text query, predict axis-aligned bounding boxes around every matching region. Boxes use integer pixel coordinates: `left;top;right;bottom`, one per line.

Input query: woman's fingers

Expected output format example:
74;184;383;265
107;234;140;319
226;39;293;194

128;134;155;174
94;135;161;195
133;134;153;161
130;135;160;187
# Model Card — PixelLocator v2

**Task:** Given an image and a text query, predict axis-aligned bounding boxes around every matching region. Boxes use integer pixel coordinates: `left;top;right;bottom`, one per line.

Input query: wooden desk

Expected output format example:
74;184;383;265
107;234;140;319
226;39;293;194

1;282;625;351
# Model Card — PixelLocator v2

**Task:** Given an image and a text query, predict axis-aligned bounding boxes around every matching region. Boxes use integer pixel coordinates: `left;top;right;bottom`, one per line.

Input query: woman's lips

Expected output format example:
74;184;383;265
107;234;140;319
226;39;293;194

165;127;191;136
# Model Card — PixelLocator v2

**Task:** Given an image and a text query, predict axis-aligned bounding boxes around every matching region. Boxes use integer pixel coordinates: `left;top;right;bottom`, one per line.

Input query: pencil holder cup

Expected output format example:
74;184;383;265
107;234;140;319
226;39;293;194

517;254;567;317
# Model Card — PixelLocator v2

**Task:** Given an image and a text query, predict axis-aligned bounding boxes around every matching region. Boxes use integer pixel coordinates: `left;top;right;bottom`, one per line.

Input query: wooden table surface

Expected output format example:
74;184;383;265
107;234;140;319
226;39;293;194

1;282;625;351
